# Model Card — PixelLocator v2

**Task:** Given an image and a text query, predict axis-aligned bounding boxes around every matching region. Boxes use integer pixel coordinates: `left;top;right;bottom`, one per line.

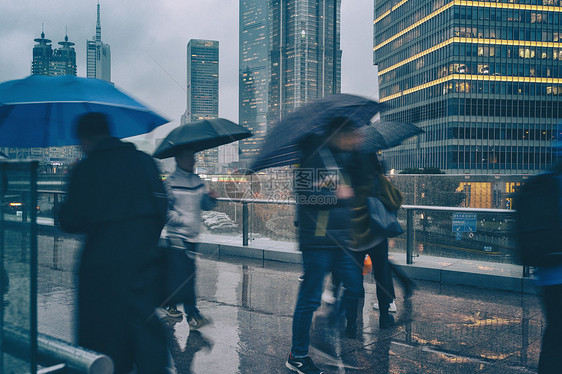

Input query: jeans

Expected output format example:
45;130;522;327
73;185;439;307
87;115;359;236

539;283;562;374
291;247;363;358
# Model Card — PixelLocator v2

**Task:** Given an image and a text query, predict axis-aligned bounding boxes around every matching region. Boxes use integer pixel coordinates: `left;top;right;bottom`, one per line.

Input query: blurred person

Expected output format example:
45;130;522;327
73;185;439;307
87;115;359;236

286;117;363;374
59;113;169;373
515;138;562;374
161;147;217;329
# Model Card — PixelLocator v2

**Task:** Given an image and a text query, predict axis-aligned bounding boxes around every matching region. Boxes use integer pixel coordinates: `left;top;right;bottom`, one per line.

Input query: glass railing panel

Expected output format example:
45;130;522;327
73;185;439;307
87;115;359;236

1;160;38;373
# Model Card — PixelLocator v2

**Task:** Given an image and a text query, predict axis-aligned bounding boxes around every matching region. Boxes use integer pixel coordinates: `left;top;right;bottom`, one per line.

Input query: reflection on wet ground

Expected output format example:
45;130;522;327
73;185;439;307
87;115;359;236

27;236;542;373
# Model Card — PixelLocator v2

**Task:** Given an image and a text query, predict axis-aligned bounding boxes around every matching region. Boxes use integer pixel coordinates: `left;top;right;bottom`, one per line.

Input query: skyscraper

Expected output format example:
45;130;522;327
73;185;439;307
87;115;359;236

31;31;52;75
31;31;76;76
375;0;562;174
185;39;219;122
268;0;342;126
50;35;77;76
185;39;220;172
239;0;269;162
86;3;111;82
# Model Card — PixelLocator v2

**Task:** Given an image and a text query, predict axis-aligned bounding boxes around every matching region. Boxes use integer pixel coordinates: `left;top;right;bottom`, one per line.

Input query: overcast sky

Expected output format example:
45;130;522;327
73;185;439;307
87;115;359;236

0;0;378;142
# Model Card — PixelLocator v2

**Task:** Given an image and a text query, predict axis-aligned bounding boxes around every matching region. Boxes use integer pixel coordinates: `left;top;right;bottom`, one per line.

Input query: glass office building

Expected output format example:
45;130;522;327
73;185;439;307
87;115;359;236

268;0;342;126
375;0;562;174
239;0;269;162
185;39;219;172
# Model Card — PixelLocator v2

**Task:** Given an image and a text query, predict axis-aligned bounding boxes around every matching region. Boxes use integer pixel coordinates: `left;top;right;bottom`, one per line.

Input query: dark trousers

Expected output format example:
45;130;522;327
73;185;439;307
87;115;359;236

539;283;562;374
291;247;363;358
336;239;395;327
78;218;168;373
164;241;197;314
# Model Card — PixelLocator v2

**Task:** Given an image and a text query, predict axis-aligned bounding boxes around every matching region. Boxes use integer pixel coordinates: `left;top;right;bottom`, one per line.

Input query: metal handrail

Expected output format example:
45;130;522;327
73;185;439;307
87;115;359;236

4;323;113;374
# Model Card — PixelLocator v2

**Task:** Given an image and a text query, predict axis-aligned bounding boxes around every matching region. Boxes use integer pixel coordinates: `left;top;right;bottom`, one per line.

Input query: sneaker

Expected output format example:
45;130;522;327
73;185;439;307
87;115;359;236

372;300;397;313
298;274;305;282
164;306;183;318
286;354;324;374
321;289;336;304
186;310;212;330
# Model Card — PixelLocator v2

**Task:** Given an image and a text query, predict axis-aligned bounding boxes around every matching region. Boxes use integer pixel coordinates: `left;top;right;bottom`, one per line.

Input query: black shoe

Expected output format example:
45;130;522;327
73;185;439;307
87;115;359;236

379;313;395;329
345;322;357;339
187;310;212;330
286;354;324;374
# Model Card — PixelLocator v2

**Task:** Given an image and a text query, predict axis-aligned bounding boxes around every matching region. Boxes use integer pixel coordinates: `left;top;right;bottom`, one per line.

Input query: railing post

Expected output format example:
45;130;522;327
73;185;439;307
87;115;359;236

242;202;249;247
406;208;414;264
53;193;59;227
522;265;531;278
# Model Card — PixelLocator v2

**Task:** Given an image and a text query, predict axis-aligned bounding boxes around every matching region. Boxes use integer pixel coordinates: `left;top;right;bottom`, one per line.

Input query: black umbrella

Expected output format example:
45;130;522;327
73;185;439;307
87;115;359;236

359;121;424;153
153;118;252;159
250;94;384;172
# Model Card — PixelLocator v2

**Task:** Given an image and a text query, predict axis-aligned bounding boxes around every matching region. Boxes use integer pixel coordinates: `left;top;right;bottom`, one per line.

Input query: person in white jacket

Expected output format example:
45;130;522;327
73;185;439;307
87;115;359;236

162;147;217;328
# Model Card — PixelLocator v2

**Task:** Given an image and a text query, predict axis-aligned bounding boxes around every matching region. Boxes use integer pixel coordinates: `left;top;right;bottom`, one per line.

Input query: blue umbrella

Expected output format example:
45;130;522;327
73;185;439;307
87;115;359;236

0;75;169;147
250;93;384;172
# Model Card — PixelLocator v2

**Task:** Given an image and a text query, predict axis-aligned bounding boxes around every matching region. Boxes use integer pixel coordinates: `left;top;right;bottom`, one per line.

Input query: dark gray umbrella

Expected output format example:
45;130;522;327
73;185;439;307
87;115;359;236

359;121;424;152
153;118;252;159
250;94;384;172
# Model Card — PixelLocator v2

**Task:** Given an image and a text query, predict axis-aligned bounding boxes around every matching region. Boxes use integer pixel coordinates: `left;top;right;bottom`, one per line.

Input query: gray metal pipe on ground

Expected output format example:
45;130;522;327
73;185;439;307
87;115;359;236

3;323;113;374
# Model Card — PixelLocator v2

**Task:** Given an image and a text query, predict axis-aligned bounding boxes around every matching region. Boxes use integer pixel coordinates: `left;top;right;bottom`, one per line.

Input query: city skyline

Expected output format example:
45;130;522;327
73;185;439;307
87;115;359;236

0;0;377;141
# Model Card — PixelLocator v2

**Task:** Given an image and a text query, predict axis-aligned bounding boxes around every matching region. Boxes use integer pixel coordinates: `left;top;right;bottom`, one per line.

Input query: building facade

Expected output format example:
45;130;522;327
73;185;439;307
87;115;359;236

31;32;76;76
268;0;342;127
239;0;269;162
86;3;111;82
375;0;562;174
184;39;220;172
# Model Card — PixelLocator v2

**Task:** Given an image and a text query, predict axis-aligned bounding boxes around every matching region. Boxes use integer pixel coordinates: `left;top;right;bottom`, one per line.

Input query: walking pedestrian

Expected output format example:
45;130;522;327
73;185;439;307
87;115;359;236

161;147;217;329
286;117;363;374
344;152;416;336
515;144;562;374
59;112;169;373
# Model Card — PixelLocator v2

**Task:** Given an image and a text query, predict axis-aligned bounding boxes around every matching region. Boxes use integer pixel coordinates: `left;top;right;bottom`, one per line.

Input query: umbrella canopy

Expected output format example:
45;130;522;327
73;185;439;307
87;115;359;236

250;93;384;172
360;121;424;153
153;118;252;159
0;75;169;147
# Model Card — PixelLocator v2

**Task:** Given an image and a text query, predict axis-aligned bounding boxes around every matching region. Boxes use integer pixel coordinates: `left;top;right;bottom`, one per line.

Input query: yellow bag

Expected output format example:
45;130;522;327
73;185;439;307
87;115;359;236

376;174;403;211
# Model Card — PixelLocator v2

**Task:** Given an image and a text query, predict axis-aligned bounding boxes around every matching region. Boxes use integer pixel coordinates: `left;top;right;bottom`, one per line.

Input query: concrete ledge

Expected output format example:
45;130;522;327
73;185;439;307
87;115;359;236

198;242;219;256
522;277;539;295
197;240;537;294
264;249;302;264
394;264;441;283
219;244;264;260
441;269;523;292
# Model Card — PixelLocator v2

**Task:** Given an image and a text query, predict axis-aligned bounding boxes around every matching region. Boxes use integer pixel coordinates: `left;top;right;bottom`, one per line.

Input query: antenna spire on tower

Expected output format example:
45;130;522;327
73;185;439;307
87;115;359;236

96;2;101;41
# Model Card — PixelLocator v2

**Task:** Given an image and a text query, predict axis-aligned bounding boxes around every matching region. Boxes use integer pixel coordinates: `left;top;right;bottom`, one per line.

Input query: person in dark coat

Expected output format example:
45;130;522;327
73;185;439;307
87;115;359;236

59;112;169;374
286;118;364;374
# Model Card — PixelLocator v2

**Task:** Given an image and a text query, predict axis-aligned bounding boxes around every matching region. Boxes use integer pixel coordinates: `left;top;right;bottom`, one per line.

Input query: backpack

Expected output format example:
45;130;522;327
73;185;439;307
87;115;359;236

514;172;562;266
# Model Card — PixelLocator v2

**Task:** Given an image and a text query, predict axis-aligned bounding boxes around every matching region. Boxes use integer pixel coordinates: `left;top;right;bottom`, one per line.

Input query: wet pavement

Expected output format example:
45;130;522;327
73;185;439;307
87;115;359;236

2;232;542;373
